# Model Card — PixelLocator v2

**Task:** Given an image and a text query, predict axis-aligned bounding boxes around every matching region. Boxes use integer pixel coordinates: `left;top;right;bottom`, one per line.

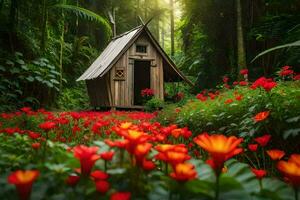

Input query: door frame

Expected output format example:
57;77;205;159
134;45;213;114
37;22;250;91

132;59;152;106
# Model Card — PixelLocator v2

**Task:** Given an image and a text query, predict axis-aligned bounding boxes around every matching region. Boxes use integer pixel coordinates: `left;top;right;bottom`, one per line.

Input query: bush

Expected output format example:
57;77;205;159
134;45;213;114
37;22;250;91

56;83;90;111
157;81;300;153
144;97;164;112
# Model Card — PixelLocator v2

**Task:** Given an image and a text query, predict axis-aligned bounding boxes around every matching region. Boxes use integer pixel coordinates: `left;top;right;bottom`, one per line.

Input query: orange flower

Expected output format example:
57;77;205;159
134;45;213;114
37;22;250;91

171;128;182;138
134;143;152;157
155;144;189;164
120;122;132;129
7;170;39;200
73;145;101;176
277;155;300;187
266;149;285;160
194;133;243;170
251;168;267;179
290;154;300;166
165;151;191;165
253;111;270;122
170;163;197;181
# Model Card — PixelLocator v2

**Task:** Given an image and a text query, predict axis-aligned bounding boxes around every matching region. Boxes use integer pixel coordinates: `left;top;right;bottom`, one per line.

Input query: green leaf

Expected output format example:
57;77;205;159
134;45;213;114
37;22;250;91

51;4;112;36
16;59;25;65
26;76;35;82
252;40;300;62
283;128;300;139
0;65;6;72
259;178;294;200
185;179;215;198
50;79;60;84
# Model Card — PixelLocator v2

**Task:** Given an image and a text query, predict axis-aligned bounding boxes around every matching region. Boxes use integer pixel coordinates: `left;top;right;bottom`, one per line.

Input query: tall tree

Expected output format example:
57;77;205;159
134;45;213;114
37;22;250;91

236;0;247;77
170;0;174;56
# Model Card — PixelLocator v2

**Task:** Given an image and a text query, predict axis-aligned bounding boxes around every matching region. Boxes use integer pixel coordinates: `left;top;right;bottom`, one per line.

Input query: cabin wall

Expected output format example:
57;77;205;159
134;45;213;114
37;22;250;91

86;74;111;107
109;33;164;107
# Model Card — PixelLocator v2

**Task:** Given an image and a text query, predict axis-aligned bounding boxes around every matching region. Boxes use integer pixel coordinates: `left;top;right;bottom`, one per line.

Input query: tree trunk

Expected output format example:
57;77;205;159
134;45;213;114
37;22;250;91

136;0;140;25
40;0;48;53
154;0;160;42
170;0;175;56
59;1;66;90
236;0;247;78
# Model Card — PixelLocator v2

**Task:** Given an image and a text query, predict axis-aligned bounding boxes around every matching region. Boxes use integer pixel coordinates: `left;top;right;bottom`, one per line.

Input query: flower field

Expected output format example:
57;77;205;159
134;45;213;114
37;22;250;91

1;67;300;200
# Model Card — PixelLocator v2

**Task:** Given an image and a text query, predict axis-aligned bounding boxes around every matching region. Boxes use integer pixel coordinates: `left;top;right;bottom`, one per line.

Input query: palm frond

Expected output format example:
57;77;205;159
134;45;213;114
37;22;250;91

52;4;112;35
251;40;300;62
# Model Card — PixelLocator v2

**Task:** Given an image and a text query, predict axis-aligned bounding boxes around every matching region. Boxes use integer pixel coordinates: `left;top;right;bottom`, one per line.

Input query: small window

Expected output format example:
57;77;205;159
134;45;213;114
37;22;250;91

114;67;125;80
136;45;147;54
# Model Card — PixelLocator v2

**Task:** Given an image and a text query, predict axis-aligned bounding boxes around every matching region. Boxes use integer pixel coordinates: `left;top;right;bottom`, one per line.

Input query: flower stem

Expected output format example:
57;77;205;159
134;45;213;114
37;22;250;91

215;173;220;200
295;187;298;200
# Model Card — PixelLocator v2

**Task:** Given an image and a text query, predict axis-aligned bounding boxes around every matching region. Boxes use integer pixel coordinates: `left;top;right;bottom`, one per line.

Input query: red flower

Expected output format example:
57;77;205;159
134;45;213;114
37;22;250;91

65;175;80;186
95;180;110;194
224;99;234;104
39;121;56;131
196;93;207;102
73;145;101;176
20;107;32;113
279;66;294;77
100;151;115;161
254;134;271;147
110;192;131;200
31;143;41;149
90;170;109;181
235;95;243;101
239;81;248;86
266;149;285;160
263;81;277;92
248;144;258;152
170;163;197;182
223;76;229;83
27;131;41;139
142;159;156;171
253;111;270;122
251;168;267;179
294;74;300;81
7;170;39;200
141;88;154;97
72;125;81;134
251;77;277;92
240;69;248;75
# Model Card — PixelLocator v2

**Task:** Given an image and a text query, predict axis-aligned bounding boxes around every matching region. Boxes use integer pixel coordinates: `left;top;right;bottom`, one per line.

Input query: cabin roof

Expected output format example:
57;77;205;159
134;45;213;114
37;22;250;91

77;25;193;86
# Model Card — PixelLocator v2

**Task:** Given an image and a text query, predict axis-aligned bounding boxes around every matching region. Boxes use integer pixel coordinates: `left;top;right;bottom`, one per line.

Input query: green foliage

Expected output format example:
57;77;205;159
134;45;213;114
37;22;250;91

157;81;300;153
0;52;60;111
252;40;300;62
57;83;90;111
51;4;112;36
144;97;164;112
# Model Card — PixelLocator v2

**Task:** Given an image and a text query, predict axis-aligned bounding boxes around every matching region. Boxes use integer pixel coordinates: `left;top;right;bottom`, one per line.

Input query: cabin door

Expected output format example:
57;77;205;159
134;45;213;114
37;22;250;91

133;60;151;105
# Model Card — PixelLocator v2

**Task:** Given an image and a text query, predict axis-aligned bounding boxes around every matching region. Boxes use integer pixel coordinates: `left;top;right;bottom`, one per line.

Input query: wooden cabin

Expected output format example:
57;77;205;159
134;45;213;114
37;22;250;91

77;24;192;109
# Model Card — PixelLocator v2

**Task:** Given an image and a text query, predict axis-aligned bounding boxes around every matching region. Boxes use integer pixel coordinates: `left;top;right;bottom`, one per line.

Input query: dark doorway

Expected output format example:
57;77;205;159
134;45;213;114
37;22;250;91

134;60;151;105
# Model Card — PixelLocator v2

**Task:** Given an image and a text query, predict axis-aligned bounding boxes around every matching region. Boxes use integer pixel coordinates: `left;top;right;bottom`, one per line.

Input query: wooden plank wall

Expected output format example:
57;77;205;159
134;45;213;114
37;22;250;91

86;75;110;107
109;33;164;107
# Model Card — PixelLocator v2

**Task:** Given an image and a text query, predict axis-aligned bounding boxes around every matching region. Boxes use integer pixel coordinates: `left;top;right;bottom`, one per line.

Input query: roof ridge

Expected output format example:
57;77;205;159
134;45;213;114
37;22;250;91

112;25;143;40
